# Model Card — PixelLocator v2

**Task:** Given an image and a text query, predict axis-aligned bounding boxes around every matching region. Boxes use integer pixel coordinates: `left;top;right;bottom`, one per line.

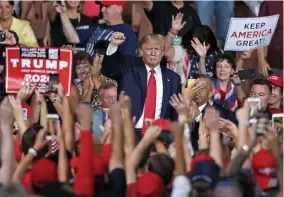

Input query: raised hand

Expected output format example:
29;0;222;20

76;103;93;131
171;12;186;33
100;119;112;144
169;93;190;117
33;129;52;151
0;30;17;46
204;107;220;131
143;125;162;142
43;34;51;47
56;83;65;99
122;94;132;110
17;77;36;103
169;121;184;138
111;32;126;46
219;118;238;139
88;75;95;89
231;71;242;85
35;90;45;105
191;37;207;58
259;59;271;77
236;100;250;122
0;97;14;127
240;49;253;60
61;45;75;52
8;95;23;115
187;100;200;123
53;1;66;13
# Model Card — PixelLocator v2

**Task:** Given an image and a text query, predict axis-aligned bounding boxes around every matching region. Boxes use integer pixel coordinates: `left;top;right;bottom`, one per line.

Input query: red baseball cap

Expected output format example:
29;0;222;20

136;172;163;197
252;149;278;190
100;0;126;7
267;74;283;88
31;158;58;187
190;153;215;170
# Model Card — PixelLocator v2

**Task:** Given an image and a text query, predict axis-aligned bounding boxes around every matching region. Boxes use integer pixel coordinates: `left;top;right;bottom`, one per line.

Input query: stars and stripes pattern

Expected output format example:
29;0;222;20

85;27;113;58
214;80;238;112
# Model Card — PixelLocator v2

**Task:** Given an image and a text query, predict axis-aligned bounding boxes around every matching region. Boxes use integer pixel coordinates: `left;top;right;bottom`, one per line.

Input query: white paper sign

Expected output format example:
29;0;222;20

224;15;279;51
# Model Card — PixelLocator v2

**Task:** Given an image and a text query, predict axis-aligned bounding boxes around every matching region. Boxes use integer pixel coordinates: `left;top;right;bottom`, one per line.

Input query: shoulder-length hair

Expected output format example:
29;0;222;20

182;25;219;55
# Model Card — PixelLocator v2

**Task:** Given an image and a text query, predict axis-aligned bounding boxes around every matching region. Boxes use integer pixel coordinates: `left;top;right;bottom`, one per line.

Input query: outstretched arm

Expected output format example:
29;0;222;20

101;32;133;81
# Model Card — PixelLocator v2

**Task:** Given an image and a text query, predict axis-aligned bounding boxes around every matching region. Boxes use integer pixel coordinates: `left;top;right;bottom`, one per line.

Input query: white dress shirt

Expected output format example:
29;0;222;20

195;101;214;123
106;44;164;129
195;103;208;123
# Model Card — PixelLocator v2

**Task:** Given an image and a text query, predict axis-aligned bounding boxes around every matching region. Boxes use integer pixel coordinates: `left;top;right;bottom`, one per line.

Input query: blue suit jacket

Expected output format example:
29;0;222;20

101;51;181;121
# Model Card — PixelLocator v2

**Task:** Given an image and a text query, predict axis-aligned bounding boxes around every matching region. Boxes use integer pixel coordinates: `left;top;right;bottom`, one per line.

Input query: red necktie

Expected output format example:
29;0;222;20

142;69;156;134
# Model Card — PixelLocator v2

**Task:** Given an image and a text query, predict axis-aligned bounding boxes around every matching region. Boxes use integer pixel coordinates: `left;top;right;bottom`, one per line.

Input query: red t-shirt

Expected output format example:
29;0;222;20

270;106;283;114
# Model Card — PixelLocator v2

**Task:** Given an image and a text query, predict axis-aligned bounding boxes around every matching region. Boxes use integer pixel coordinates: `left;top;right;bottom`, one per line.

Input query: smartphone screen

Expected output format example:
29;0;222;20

47;73;59;93
47;114;59;135
272;114;283;135
23;108;28;120
247;97;261;117
239;69;256;80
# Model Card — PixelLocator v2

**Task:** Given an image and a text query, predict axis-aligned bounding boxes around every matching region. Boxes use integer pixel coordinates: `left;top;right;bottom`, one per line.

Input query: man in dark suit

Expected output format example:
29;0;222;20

189;76;238;152
101;32;181;140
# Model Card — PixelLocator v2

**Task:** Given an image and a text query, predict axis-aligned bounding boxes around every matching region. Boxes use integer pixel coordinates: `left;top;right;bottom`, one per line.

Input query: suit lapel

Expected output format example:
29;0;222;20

136;59;147;102
161;67;171;117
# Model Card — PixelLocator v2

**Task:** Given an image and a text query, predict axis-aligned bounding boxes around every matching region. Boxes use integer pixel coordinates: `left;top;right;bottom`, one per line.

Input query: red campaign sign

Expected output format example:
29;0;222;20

5;47;73;96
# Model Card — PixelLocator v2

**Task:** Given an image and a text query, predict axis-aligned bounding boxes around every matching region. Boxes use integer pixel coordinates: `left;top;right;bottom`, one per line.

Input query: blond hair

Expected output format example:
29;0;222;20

139;34;165;51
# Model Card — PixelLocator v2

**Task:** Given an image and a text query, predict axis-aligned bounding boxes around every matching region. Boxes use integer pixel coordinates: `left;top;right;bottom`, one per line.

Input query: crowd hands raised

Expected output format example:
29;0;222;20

0;1;283;197
0;74;282;197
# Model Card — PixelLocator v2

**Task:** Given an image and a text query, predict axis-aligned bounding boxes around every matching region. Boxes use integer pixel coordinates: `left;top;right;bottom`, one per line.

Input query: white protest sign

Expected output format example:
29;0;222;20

224;15;279;51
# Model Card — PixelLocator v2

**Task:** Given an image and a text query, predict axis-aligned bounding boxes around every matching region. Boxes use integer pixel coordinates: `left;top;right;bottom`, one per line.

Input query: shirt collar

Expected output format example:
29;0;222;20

145;64;161;74
198;101;214;112
198;103;207;112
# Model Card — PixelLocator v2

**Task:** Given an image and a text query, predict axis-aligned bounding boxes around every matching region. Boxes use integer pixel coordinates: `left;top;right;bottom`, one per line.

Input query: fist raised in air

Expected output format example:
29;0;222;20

110;32;126;46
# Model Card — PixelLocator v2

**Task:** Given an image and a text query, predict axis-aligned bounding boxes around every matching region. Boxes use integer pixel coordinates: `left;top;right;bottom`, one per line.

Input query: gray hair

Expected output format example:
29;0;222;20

98;82;117;98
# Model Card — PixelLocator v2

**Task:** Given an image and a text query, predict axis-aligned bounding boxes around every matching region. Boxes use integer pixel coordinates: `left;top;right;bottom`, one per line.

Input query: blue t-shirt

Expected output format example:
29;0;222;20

77;23;137;57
